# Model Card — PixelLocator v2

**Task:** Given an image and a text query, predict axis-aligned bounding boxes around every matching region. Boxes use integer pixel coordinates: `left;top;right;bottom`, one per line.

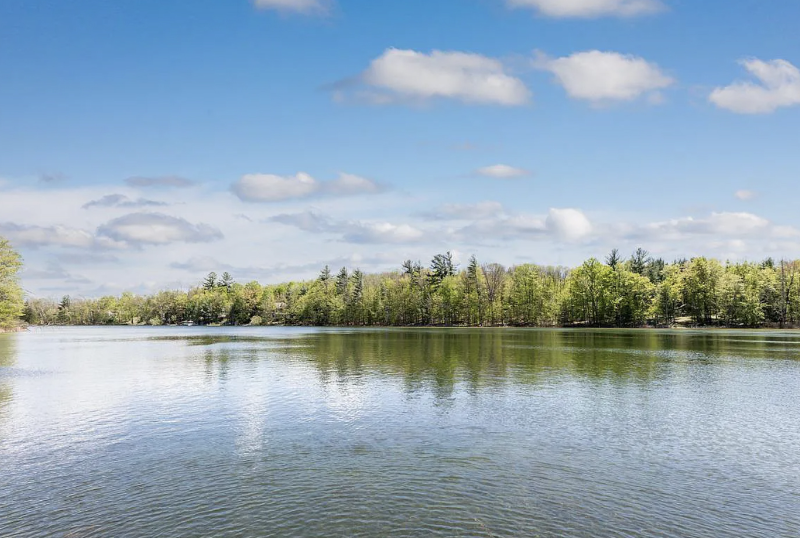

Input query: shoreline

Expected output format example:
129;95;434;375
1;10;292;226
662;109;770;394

20;324;800;332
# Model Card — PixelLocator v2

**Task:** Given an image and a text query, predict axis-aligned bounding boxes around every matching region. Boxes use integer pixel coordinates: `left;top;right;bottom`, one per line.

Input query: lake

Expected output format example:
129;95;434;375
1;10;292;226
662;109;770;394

1;327;798;537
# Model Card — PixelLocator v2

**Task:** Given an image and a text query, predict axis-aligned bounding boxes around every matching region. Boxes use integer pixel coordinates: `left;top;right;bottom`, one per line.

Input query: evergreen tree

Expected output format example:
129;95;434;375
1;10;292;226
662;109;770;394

336;267;349;296
220;272;234;291
629;248;651;276
606;249;622;269
430;251;456;286
203;272;218;291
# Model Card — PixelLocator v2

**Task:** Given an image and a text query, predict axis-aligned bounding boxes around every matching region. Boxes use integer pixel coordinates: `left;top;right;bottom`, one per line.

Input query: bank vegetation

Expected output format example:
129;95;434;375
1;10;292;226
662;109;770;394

19;248;800;329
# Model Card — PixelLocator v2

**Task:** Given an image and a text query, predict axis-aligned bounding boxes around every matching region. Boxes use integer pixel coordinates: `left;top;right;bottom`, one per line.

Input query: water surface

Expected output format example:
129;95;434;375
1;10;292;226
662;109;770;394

1;327;799;537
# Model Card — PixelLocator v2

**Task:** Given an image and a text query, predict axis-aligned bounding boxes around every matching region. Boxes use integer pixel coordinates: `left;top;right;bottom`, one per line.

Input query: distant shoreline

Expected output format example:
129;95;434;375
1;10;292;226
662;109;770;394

19;323;800;332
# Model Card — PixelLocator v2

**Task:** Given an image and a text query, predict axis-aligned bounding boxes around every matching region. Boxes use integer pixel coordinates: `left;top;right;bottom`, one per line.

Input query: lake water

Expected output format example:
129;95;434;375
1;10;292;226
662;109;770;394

0;327;799;537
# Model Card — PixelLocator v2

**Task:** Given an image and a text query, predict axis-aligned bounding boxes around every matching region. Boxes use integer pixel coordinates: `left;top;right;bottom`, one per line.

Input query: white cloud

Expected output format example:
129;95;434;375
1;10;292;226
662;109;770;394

234;172;318;202
420;201;506;221
232;172;383;202
452;208;595;244
253;0;330;15
710;58;800;114
97;213;223;246
546;208;593;241
269;210;331;233
0;223;114;250
535;50;674;103
354;48;531;106
735;190;757;201
456;214;547;243
9;176;800;299
348;222;426;244
326;173;384;195
639;212;773;240
476;164;531;178
83;194;167;209
269;211;426;244
507;0;664;18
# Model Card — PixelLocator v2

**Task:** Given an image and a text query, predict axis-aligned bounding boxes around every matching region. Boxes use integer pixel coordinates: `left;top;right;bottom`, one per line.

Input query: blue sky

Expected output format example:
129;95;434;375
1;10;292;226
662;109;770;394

2;0;799;297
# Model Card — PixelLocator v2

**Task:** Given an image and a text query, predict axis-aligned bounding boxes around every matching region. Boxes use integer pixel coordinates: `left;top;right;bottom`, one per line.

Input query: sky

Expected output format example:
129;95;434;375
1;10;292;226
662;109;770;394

1;0;799;298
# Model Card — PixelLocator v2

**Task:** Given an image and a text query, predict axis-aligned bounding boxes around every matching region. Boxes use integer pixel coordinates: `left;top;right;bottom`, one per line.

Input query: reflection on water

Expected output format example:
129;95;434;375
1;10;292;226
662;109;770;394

0;334;16;413
0;327;799;537
172;328;800;393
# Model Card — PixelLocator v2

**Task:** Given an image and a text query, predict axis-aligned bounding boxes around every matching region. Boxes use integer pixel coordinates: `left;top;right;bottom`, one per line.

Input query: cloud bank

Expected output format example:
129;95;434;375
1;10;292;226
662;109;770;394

269;211;426;244
232;172;384;202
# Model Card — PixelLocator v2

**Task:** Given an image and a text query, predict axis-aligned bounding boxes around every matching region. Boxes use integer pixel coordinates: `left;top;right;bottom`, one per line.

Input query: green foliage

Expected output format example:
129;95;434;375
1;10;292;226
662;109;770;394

20;252;800;329
0;237;24;329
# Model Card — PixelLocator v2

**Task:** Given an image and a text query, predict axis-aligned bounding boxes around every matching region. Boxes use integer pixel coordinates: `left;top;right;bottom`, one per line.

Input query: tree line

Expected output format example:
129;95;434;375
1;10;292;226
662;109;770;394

19;248;800;329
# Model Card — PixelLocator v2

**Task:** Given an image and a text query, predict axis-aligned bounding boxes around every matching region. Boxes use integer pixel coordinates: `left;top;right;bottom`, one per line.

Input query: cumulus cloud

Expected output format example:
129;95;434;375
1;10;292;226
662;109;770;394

232;172;384;202
344;48;531;106
535;50;673;103
545;208;593;241
507;0;664;18
269;211;426;244
97;213;223;246
735;190;757;201
476;164;531;179
253;0;331;15
83;194;168;209
125;176;196;189
709;58;800;114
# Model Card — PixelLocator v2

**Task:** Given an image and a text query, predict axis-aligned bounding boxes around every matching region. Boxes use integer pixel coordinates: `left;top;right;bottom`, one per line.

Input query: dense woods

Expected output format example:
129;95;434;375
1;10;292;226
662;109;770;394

20;249;800;329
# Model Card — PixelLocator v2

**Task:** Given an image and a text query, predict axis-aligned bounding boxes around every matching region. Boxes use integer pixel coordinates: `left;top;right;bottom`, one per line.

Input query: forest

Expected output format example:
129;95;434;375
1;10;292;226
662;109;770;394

16;247;800;329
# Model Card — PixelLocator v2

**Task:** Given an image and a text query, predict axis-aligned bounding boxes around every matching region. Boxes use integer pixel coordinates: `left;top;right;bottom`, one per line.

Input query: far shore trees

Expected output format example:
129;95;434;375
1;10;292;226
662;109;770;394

21;249;800;330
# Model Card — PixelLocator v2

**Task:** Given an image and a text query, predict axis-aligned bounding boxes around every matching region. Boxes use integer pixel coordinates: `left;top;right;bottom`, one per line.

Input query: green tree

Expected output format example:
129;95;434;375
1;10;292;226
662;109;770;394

682;258;723;325
0;238;24;329
564;258;613;326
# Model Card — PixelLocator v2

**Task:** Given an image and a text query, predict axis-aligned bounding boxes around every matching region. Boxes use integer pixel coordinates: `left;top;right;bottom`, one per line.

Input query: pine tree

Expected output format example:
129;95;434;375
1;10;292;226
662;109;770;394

220;272;234;291
336;267;349;296
203;272;218;291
